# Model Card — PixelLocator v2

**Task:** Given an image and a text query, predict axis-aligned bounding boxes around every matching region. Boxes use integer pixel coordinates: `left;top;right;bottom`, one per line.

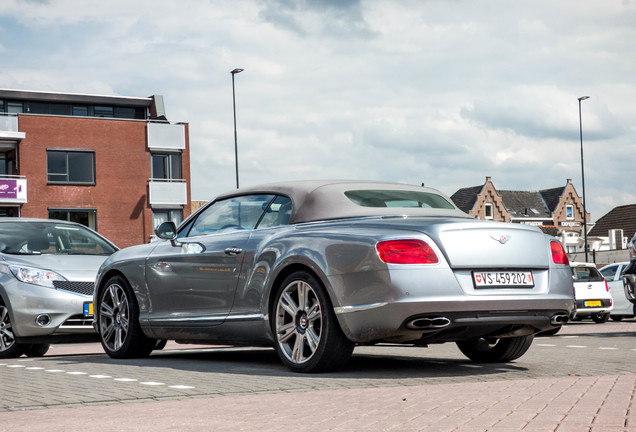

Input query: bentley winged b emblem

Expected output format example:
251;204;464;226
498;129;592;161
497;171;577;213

491;234;511;244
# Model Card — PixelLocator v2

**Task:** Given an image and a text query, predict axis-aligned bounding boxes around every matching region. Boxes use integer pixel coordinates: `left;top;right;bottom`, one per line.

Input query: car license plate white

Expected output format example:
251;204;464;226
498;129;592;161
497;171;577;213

473;271;534;288
83;302;93;318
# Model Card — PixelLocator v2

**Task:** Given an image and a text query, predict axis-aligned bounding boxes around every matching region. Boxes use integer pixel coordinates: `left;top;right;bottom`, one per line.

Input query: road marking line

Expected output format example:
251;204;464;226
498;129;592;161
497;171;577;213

536;343;556;347
459;364;483;368
45;369;65;373
67;371;88;375
6;365;25;368
114;378;138;382
566;345;587;348
140;381;165;386
169;385;195;389
89;375;112;379
25;367;44;370
495;368;517;372
599;347;618;350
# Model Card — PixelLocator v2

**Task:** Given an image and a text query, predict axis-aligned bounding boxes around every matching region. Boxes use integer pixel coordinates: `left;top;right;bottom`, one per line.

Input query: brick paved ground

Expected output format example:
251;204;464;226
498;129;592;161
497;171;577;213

1;374;635;431
0;321;635;431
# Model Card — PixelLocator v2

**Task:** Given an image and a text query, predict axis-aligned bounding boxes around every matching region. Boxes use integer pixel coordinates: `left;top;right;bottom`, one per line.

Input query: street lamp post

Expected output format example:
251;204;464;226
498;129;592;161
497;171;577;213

578;95;590;262
231;68;244;189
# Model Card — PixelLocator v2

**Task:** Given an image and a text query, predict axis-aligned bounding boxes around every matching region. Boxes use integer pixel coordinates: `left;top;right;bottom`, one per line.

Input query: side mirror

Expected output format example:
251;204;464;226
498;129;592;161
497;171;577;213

155;221;177;240
155;221;182;247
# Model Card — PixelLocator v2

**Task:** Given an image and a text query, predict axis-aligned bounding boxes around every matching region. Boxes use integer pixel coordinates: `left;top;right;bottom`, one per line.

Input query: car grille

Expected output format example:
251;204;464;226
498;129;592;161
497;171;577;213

61;314;93;327
53;281;94;296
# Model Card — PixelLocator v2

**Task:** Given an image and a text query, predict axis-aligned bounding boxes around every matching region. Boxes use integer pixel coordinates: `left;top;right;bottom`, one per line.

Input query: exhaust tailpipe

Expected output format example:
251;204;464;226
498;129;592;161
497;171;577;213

406;317;451;330
550;314;569;325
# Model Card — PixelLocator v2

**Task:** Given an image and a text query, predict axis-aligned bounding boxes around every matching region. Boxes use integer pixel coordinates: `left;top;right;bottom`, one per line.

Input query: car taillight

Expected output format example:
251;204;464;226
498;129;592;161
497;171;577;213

376;239;439;264
604;278;609;292
550;241;569;265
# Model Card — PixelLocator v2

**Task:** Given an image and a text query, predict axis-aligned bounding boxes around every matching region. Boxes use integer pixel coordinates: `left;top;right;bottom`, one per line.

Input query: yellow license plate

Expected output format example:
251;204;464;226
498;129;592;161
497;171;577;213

83;302;94;318
584;300;602;307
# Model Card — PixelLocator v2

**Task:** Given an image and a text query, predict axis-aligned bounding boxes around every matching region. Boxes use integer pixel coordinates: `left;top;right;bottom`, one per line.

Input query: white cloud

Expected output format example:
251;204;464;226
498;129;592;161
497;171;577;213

0;0;635;221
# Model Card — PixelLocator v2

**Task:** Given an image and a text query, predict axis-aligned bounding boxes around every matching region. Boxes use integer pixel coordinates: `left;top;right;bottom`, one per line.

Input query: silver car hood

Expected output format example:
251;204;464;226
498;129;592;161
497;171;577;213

1;253;110;282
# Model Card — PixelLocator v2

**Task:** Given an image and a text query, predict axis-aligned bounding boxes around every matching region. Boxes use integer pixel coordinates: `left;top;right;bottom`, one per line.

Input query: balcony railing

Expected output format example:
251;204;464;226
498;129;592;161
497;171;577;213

148;179;187;206
147;122;185;151
0;175;27;204
0;114;26;141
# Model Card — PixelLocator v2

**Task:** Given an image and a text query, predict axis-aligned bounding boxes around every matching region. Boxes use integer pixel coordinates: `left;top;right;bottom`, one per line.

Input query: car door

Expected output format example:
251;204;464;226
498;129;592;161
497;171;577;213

145;194;276;329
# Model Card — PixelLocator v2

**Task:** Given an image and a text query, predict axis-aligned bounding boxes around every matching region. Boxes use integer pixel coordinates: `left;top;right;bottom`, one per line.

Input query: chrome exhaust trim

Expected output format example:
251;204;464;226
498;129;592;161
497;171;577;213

406;317;451;330
550;314;569;325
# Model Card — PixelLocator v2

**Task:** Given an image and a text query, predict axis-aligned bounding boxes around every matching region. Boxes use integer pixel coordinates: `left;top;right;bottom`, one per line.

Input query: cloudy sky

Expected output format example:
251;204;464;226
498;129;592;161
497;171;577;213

1;0;635;222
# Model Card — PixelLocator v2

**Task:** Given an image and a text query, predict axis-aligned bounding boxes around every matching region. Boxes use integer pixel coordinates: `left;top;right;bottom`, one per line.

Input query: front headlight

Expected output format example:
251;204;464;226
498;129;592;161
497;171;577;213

9;265;67;288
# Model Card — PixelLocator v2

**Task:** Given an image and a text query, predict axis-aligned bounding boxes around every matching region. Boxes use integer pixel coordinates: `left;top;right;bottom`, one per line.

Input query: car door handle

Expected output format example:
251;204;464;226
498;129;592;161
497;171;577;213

225;247;243;256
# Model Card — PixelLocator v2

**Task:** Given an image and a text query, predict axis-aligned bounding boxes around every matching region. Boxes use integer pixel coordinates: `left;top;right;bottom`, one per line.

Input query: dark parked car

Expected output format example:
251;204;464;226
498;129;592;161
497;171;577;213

94;180;574;372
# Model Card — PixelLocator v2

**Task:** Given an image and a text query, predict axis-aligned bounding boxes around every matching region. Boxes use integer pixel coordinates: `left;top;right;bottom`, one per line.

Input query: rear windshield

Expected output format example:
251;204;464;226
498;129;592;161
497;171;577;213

571;266;604;282
0;222;117;256
344;190;455;209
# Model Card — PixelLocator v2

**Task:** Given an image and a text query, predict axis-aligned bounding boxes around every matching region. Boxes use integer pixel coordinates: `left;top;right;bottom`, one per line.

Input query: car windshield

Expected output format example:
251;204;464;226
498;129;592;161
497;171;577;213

344;190;455;209
572;266;604;282
0;221;117;256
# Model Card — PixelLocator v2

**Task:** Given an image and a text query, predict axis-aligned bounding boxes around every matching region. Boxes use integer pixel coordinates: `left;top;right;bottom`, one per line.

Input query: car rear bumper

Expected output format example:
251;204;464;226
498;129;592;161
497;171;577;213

334;297;574;344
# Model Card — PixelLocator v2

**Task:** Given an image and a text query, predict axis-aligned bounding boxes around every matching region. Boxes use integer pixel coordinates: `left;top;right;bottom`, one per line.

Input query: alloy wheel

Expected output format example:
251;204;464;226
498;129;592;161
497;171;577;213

0;305;16;352
99;283;130;352
275;279;323;365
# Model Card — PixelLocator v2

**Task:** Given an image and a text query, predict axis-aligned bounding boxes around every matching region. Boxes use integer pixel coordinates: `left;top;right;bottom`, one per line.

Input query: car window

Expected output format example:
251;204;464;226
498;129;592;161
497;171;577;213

572;266;604;282
344;190;455;209
257;195;292;229
186;194;276;237
0;222;117;255
599;265;618;281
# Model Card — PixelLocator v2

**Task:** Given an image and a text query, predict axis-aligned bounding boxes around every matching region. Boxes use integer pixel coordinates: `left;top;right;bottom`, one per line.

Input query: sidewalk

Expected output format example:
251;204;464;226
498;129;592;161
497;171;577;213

2;373;635;431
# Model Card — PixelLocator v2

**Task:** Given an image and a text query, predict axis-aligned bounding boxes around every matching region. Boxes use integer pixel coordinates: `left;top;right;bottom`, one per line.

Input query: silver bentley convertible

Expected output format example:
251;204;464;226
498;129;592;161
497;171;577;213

94;180;574;372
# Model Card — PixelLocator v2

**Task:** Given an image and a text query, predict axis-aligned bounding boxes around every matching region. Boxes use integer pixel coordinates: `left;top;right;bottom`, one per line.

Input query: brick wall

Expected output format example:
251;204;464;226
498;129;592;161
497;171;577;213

17;115;190;248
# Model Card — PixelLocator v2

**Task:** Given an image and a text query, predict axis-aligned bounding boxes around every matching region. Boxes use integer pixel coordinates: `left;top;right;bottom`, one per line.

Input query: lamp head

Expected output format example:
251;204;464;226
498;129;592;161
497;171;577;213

578;96;590;101
231;68;244;74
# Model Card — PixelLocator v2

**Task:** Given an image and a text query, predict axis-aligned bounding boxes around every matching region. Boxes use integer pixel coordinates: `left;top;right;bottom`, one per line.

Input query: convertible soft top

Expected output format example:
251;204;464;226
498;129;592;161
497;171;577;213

215;180;472;224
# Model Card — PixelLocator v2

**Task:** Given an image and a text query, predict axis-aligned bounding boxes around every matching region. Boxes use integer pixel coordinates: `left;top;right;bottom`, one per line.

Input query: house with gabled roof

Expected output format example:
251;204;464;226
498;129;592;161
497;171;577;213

451;176;589;253
587;204;636;251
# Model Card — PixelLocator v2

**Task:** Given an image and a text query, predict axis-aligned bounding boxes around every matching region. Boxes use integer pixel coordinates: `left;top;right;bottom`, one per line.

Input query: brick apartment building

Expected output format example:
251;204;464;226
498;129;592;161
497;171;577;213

0;89;191;248
451;176;590;253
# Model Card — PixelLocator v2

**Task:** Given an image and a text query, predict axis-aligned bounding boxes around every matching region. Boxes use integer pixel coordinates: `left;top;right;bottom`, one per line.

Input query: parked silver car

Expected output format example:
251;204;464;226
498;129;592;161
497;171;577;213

94;180;574;372
0;218;118;358
600;262;636;321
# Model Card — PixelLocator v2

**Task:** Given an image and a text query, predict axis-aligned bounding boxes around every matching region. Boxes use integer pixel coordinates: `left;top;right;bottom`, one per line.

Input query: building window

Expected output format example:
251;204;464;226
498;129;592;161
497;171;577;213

47;150;96;184
72;105;89;116
484;203;494;219
152;209;183;231
566;204;574;220
151;152;182;180
94;106;114;118
7;102;23;114
49;209;97;230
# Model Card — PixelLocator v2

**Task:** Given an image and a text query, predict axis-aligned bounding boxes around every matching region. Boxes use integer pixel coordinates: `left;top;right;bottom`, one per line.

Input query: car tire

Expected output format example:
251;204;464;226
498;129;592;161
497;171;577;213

591;312;610;323
154;339;168;350
97;275;155;359
23;343;50;357
610;315;624;322
456;335;534;363
272;271;354;373
624;276;636;304
0;302;26;359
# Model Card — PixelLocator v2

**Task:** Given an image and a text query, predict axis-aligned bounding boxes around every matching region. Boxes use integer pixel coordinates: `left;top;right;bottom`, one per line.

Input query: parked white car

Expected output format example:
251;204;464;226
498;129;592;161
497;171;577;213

571;262;613;323
599;262;636;321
